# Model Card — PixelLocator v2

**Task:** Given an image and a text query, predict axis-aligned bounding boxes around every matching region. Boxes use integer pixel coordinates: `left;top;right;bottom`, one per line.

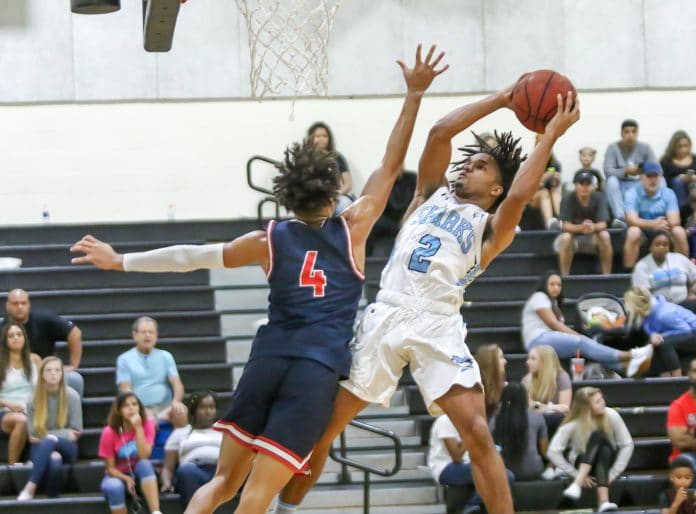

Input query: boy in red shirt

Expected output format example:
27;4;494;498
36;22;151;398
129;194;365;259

668;358;696;463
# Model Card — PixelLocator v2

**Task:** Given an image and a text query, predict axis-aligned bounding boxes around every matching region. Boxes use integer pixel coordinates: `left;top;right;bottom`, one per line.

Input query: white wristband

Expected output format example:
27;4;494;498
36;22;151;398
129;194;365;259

123;243;225;273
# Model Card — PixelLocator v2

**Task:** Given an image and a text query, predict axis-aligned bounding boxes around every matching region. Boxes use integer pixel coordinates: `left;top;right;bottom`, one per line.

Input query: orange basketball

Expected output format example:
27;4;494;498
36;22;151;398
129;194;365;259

512;70;576;133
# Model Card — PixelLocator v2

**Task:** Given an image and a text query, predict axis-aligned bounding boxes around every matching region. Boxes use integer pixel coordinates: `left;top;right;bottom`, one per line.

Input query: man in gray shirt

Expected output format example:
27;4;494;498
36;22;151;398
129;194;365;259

604;119;657;222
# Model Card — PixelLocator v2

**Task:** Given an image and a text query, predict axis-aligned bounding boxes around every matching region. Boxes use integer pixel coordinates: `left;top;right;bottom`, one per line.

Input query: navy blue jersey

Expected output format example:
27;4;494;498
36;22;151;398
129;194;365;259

248;217;364;377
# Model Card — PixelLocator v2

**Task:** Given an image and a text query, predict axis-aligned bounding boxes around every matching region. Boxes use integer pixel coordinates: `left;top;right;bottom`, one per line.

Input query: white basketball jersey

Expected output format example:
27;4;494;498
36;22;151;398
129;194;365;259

379;187;489;306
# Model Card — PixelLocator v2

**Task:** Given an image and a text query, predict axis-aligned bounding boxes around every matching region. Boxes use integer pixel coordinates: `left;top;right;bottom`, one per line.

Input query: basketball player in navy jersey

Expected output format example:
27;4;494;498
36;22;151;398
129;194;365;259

274;91;588;514
70;45;447;514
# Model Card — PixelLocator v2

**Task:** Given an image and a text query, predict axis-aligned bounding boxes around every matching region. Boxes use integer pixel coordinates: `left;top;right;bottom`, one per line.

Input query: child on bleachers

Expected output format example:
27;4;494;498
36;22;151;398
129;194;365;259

16;356;82;500
98;392;162;514
0;322;37;464
160;391;222;507
474;344;507;419
660;455;696;514
489;383;548;481
549;387;634;513
576;147;604;191
521;344;571;438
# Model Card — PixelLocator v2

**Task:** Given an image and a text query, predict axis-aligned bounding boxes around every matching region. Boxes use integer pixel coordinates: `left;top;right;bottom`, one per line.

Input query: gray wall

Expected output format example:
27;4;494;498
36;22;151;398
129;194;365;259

1;0;695;103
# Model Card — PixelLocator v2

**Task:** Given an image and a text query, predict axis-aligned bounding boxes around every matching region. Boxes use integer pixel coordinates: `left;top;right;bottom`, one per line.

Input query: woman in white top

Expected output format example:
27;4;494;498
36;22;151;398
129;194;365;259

632;230;696;307
0;322;38;464
161;391;222;507
548;387;634;513
521;271;652;377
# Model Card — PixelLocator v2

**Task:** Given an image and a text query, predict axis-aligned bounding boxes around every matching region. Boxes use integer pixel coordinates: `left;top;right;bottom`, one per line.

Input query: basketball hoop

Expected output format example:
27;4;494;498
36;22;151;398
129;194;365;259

235;0;342;116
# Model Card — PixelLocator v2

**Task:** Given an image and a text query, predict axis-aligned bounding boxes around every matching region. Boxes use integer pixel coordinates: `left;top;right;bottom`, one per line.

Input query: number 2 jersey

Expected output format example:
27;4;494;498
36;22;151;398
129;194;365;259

379;186;489;307
248;217;364;378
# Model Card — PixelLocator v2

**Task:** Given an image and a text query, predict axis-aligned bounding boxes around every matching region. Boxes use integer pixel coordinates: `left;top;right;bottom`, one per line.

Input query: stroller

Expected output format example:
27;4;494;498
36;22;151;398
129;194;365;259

575;292;629;342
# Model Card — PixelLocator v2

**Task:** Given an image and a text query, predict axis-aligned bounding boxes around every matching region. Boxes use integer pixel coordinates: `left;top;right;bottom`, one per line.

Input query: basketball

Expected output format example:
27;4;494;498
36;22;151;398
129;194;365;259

512;69;576;133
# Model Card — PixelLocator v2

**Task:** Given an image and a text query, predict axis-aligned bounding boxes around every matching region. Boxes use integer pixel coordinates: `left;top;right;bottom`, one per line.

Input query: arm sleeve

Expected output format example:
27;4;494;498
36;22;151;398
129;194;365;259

557;371;572;392
547;423;578;477
660;309;696;338
123;244;225;273
665;189;680;214
529;292;553;311
165;352;180;378
604;144;625;179
608;409;634;482
115;355;130;385
624;188;638;215
67;388;83;432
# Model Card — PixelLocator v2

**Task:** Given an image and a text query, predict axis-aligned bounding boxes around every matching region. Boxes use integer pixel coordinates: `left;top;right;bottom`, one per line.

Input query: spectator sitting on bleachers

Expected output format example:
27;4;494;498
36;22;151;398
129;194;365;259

549;386;634;513
604;119;657;224
0;322;37;464
474;344;507;419
659;455;696;514
116;316;187;428
686;189;696;259
3;289;84;397
99;392;162;514
490;383;548;481
624;287;696;378
555;170;613;276
160;391;222;508
365;167;417;257
576;146;604;192
529;133;563;231
631;231;696;310
521;344;571;438
660;130;696;222
16;356;82;500
521;271;653;377
623;161;689;269
307;121;353;214
667;359;696;466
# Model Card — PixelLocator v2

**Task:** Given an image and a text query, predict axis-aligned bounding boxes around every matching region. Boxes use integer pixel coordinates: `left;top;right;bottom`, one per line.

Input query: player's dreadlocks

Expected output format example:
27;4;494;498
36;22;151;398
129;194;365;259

273;140;342;215
451;130;527;212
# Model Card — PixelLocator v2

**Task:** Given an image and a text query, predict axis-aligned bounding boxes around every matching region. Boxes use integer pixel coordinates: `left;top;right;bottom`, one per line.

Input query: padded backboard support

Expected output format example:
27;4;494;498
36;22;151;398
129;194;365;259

143;0;181;52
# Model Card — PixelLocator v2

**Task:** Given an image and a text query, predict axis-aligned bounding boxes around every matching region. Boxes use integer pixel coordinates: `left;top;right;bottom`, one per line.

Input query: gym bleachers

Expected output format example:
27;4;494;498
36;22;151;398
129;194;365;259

0;221;682;514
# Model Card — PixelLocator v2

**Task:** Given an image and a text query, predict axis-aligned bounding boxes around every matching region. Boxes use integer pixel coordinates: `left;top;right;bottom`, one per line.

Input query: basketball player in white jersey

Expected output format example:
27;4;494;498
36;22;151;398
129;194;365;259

274;91;588;514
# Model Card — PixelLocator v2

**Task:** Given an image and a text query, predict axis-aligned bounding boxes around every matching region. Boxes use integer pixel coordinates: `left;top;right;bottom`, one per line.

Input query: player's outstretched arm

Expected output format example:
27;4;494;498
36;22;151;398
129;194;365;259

480;92;580;268
70;232;269;272
342;44;447;242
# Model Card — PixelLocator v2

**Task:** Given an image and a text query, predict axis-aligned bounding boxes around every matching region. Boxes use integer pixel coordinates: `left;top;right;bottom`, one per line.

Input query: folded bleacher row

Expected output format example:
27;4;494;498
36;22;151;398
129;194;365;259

0;220;681;513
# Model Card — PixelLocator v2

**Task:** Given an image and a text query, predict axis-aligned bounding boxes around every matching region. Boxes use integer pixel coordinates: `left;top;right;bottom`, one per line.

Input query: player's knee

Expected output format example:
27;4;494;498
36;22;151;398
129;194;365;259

460;414;494;457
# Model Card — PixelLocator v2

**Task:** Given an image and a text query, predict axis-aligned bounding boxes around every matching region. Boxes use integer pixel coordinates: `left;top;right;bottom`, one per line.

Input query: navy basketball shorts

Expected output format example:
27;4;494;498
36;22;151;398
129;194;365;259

213;356;339;473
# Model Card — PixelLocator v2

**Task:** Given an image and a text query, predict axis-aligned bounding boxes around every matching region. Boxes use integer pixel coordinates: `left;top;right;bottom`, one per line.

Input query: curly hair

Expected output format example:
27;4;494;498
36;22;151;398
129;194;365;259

273;140;342;215
451;131;526;211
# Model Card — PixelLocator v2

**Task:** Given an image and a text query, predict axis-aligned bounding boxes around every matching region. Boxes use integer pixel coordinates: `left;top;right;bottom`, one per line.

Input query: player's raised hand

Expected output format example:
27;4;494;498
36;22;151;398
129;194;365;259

397;43;449;95
544;91;580;139
70;235;124;271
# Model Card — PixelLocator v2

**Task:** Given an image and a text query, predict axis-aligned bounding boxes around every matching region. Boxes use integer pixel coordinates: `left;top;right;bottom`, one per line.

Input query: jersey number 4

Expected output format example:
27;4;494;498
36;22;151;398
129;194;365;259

408;234;441;273
300;251;327;297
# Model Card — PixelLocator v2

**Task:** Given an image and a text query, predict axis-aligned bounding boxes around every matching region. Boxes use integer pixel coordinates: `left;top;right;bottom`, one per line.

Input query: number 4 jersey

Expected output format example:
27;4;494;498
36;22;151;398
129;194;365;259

380;187;489;307
248;217;364;378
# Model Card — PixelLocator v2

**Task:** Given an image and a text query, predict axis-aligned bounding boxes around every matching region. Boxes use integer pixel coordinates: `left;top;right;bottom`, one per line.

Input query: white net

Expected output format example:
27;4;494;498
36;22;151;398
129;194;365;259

235;0;342;101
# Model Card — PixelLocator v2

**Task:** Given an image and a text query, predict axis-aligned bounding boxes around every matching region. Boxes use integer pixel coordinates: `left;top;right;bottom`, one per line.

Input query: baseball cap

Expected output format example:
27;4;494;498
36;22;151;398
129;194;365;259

573;170;595;184
641;161;662;176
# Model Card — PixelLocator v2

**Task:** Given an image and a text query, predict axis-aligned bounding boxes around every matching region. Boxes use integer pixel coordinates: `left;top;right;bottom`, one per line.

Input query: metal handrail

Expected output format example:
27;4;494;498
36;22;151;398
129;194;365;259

245;155;283;227
328;419;402;514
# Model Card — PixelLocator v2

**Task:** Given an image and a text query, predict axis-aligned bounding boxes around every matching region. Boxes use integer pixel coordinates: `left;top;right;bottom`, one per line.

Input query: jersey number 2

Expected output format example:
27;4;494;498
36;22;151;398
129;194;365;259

408;234;441;273
300;251;327;297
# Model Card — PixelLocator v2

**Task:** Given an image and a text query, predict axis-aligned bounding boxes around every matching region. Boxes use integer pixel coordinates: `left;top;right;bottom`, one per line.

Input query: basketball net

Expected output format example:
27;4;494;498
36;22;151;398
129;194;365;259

235;0;342;119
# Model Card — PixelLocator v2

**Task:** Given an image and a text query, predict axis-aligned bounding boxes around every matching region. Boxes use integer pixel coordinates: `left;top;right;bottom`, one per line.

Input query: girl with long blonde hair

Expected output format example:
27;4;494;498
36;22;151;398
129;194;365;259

474;344;507;419
522;345;571;437
548;387;634;512
16;356;82;500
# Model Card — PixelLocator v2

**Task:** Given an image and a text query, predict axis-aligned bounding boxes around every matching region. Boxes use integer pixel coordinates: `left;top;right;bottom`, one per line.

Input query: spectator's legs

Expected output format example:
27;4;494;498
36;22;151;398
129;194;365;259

672;225;690;257
134;459;160;514
623;226;643;268
556;233;574;276
1;412;27;464
605;176;625;220
439;462;514;508
597;230;613;274
65;371;84;397
528;332;628;371
581;431;616;507
176;463;216;506
650;343;681;377
100;476;127;514
20;436;77;499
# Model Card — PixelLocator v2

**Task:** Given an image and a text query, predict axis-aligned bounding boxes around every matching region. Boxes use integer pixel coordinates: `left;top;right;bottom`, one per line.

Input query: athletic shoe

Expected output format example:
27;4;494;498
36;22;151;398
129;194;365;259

626;344;654;377
598;501;618;511
547;217;561;231
562;482;581;500
541;466;557;480
611;219;627;229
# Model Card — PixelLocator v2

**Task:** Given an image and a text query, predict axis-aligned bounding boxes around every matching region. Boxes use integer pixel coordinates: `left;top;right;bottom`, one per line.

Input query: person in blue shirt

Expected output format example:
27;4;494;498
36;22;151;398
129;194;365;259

624;286;696;377
70;45;447;514
623;161;689;268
